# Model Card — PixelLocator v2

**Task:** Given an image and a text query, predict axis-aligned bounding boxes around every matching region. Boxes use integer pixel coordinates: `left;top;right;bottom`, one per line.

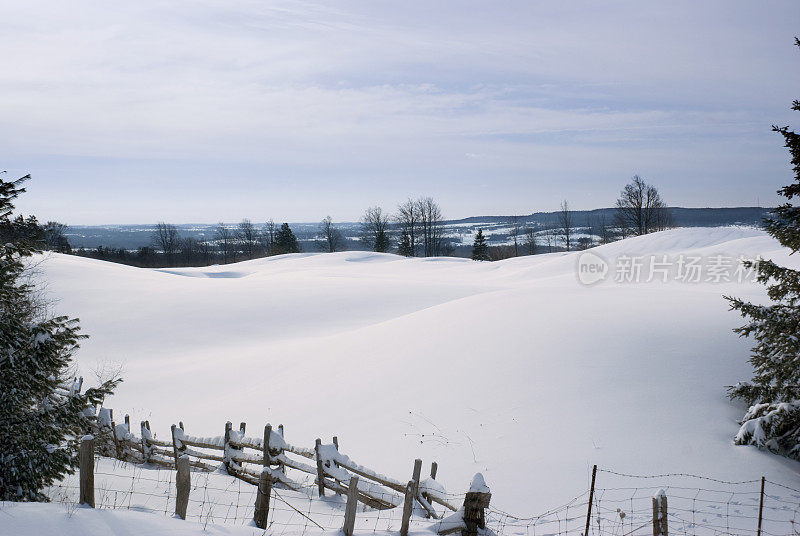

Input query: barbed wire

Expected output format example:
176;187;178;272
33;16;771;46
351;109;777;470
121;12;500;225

598;469;762;486
42;460;800;536
765;480;800;495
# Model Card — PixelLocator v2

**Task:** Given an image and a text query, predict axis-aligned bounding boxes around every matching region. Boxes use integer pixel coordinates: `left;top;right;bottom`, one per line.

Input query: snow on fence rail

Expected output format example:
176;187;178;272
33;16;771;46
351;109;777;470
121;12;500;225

54;381;800;536
104;415;451;513
69;431;486;536
65;384;469;534
60;442;800;536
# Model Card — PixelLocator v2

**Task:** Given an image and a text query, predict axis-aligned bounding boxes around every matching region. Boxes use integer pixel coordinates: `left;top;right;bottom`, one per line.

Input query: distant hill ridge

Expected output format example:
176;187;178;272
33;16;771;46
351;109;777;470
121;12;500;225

65;206;772;249
450;206;772;227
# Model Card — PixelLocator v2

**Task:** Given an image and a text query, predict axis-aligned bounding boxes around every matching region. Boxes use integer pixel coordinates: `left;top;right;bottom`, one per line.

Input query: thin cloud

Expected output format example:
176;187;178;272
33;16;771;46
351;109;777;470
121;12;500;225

1;0;798;222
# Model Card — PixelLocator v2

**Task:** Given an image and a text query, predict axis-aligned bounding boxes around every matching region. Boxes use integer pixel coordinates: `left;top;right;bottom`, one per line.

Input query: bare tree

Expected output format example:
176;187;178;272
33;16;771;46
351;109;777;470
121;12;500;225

91;358;124;405
360;206;391;252
263;219;276;255
585;215;595;242
43;221;71;252
508;215;522;257
237;219;259;259
523;226;537;255
182;236;200;265
395;199;420;256
614;175;672;236
581;214;596;250
597;213;616;244
198;240;214;265
416;197;445;256
489;245;517;261
152;222;180;266
215;223;235;263
542;225;555;253
557;200;574;251
317;215;345;252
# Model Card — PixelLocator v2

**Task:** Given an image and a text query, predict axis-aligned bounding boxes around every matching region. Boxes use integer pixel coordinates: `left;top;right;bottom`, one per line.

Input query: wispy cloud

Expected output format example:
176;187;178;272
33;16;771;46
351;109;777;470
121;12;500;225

1;0;798;222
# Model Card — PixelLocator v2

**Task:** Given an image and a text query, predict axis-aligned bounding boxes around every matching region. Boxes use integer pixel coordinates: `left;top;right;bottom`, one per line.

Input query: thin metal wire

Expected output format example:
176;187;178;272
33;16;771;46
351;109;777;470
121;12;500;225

44;453;800;536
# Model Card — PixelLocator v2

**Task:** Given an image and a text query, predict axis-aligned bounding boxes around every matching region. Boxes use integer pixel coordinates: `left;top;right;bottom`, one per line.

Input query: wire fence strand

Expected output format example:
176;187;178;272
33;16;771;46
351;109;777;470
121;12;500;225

40;459;800;536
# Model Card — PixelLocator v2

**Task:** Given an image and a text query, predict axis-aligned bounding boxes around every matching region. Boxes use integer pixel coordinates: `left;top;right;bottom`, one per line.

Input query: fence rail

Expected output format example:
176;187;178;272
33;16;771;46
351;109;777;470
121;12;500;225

50;378;800;536
62;378;474;534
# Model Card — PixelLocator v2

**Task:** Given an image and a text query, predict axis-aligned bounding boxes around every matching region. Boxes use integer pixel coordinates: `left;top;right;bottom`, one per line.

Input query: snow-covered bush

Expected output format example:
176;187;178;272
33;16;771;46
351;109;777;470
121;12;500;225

0;175;119;501
727;39;800;460
734;401;800;458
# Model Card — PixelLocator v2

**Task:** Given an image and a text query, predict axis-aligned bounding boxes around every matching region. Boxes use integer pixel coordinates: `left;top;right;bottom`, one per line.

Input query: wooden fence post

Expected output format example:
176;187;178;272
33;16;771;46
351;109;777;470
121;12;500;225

343;476;359;536
264;424;273;468
315;438;325;497
223;421;233;473
171;424;185;465
652;493;658;536
110;420;122;459
229;422;245;473
332;436;341;496
140;421;150;463
409;458;438;517
585;464;597;536
400;480;415;536
757;477;765;536
254;470;273;529
175;454;190;520
653;490;667;536
463;474;491;536
277;424;285;474
79;435;95;507
411;458;422;500
422;461;438;517
412;459;422;485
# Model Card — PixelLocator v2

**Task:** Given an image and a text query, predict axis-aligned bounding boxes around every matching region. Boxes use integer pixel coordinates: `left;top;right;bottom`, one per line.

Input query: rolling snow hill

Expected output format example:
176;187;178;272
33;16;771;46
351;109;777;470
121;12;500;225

36;227;800;515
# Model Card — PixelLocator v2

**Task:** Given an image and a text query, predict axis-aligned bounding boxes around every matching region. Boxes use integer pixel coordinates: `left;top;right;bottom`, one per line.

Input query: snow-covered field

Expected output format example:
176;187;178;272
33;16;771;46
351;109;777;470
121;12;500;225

8;226;800;535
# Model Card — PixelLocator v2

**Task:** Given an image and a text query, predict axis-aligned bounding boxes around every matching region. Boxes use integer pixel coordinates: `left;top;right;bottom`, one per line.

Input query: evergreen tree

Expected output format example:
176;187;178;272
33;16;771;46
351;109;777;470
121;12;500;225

397;230;414;257
360;206;391;253
726;39;800;460
273;222;300;254
374;228;391;253
471;229;490;261
0;175;119;501
0;213;43;246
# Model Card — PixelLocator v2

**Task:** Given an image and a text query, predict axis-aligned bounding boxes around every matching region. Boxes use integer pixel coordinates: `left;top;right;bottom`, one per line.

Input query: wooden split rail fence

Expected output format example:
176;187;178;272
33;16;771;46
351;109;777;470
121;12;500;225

63;382;777;536
72;394;479;534
100;415;457;514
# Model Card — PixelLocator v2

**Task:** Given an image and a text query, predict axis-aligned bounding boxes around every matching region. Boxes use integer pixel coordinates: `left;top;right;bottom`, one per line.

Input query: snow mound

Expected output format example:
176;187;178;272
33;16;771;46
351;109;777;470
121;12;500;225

36;227;800;515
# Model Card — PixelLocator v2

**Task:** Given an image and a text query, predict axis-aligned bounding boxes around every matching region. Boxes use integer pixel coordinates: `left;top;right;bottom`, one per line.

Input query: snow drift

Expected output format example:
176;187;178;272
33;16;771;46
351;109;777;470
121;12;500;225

35;227;800;514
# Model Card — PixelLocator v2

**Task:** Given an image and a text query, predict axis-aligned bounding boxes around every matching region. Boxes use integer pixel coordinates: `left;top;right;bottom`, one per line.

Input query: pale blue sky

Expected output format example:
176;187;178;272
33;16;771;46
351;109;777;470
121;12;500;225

2;1;799;224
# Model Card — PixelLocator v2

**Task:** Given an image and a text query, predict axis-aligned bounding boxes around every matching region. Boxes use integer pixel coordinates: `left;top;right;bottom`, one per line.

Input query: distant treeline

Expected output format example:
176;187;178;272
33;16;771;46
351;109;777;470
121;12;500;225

64;206;771;251
73;221;303;268
71;197;460;268
40;177;770;268
457;206;771;228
